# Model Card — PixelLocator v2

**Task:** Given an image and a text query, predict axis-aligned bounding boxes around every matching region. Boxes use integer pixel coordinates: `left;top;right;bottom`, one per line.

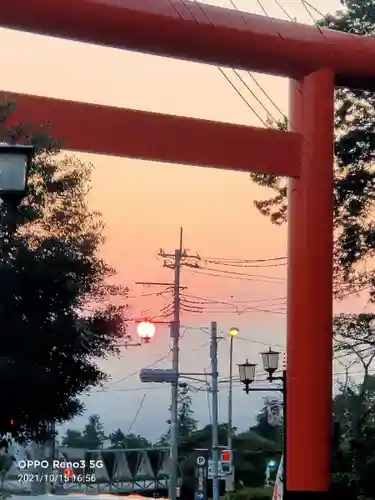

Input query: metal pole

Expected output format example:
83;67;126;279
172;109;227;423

226;335;234;494
211;322;220;500
282;370;287;499
228;336;233;451
169;228;182;500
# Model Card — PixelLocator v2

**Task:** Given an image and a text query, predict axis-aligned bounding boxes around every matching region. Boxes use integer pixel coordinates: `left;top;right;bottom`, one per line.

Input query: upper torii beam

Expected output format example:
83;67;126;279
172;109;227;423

1;2;373;498
1;0;375;89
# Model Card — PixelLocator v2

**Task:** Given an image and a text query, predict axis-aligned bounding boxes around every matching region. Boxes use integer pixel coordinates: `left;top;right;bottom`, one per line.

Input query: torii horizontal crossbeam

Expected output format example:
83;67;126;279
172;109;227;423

0;92;301;177
2;0;375;90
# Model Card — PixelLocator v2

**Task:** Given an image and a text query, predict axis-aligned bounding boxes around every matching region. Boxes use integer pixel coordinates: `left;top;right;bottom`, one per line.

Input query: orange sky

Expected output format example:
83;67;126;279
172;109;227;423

1;0;370;439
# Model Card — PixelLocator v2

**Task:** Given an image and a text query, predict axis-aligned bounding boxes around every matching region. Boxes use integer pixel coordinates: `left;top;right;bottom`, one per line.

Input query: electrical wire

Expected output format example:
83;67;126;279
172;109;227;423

187;268;286;284
236;336;284;349
100;336;211;392
174;0;375;211
180;290;287;315
127;394;146;434
183;293;286;305
126;289;172;299
200;255;286;263
202;260;286;269
194;266;285;281
94;366;375;394
172;0;276;128
102;349;173;389
273;0;295;22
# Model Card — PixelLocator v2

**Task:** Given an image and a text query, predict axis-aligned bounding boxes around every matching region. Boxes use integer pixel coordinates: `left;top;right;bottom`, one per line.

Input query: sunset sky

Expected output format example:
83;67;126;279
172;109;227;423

0;0;370;441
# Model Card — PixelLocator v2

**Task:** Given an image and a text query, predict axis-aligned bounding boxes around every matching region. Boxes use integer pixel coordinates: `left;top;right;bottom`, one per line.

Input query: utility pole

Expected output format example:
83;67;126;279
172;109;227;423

170;230;182;500
159;227;200;500
210;321;220;500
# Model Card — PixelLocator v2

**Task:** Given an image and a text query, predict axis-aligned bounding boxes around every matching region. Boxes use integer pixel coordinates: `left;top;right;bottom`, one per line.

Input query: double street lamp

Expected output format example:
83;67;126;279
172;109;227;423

237;348;285;390
238;348;287;497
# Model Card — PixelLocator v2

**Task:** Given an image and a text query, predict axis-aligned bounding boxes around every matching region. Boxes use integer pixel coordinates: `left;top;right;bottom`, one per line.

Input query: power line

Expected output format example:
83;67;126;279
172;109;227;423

103;349;173;389
236;336;284;349
176;0;276;128
202;260;286;269
127;394;146;434
196;266;284;281
183;292;286;305
187;268;286;284
199;255;286;263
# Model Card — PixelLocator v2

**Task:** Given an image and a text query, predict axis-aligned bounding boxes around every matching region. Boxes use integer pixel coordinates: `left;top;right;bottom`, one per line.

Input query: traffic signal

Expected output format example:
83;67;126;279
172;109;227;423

140;368;178;383
221;450;232;474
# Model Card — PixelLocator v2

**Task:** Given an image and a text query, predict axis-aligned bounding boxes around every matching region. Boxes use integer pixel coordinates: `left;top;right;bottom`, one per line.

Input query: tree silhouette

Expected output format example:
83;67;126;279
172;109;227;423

0;101;129;442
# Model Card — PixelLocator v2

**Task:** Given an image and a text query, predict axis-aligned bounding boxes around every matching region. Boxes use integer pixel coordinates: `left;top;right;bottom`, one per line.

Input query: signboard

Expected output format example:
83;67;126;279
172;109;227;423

208;460;223;479
207;460;231;478
194;450;208;500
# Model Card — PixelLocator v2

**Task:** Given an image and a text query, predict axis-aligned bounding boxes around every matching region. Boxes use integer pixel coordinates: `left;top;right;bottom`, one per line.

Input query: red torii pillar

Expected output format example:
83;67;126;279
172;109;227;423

287;71;334;499
2;1;375;497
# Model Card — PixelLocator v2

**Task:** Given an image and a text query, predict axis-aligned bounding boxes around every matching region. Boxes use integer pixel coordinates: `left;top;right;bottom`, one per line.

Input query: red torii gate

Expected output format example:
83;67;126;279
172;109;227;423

1;1;375;497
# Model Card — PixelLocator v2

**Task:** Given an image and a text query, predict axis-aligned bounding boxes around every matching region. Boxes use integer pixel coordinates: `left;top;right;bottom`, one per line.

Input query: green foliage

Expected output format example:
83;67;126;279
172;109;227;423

179;392;198;439
0;453;13;498
250;0;375;298
60;397;282;492
82;414;106;449
159;390;198;446
109;428;126;448
333;313;375;373
0;101;129;442
62;416;152;450
62;414;107;449
332;368;375;497
176;399;280;489
61;429;86;448
230;486;273;500
108;430;151;449
250;398;282;446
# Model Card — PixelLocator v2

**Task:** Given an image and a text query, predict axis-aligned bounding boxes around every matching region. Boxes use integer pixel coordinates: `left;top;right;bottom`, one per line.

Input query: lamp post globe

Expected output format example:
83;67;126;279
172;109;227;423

260;347;280;377
237;359;257;393
229;327;239;337
0;143;35;203
137;321;156;344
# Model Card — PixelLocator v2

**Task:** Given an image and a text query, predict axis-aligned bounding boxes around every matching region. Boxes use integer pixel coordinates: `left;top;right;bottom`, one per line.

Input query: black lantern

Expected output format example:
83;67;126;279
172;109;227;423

0;143;35;203
261;347;280;380
237;359;257;394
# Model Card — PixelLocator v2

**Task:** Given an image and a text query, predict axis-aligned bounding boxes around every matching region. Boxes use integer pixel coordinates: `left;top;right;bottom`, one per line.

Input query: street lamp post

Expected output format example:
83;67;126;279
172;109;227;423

0;142;37;488
227;326;239;488
260;348;287;498
238;349;287;498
